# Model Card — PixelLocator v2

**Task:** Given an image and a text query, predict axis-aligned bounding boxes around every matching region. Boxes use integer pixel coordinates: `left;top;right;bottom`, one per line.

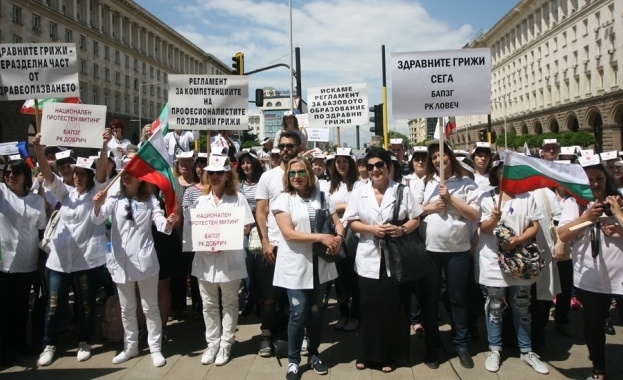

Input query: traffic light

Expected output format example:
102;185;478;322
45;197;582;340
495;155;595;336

491;130;497;144
479;129;487;142
255;88;264;107
369;103;383;136
231;52;244;75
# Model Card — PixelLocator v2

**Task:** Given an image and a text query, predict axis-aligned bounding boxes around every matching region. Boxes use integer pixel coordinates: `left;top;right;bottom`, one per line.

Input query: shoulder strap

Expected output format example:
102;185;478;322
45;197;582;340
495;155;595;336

320;191;326;209
540;188;552;217
392;184;405;223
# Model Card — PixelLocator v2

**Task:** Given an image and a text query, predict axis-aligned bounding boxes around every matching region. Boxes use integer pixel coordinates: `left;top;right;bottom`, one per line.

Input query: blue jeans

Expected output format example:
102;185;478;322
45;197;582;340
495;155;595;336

286;276;329;364
43;267;101;346
485;285;532;353
429;250;471;352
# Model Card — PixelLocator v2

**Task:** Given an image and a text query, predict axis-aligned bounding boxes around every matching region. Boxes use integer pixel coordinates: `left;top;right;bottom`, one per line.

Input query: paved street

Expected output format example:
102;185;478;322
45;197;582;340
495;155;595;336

1;292;622;380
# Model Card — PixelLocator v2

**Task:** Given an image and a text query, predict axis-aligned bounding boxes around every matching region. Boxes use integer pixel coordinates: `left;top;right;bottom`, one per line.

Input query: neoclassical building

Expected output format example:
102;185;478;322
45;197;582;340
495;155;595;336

0;0;230;144
453;0;622;152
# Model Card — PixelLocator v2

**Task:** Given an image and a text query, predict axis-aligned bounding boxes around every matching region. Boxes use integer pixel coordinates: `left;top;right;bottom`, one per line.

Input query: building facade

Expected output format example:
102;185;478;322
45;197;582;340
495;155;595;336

257;87;306;141
0;0;230;145
453;0;622;152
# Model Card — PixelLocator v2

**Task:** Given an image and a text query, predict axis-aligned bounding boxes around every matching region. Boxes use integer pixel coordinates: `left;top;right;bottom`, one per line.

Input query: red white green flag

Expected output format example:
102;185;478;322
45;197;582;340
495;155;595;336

20;98;81;114
124;124;176;214
501;150;594;206
150;102;169;136
444;116;457;138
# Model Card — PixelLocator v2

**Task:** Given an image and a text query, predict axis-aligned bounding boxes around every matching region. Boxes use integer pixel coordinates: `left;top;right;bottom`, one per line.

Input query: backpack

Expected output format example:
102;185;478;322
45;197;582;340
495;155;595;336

39;210;60;254
101;294;124;342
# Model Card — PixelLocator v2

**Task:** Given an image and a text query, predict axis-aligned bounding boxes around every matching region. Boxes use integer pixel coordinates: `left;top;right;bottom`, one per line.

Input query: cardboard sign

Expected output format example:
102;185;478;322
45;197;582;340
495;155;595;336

0;142;19;155
307;127;330;142
391;48;491;118
40;103;107;148
182;207;245;251
307;83;368;128
168;75;248;130
0;43;79;101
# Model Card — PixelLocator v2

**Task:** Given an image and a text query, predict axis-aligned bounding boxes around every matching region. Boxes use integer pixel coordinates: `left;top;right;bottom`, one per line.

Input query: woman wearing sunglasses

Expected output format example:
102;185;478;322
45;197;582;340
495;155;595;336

91;164;176;368
558;155;623;380
342;147;423;373
272;156;343;379
0;158;46;367
191;154;253;366
32;132;111;366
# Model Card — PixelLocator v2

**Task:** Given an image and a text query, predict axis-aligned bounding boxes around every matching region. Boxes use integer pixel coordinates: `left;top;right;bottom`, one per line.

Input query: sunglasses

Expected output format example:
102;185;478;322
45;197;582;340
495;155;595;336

3;169;23;177
288;170;308;178
366;161;386;171
277;143;298;151
412;155;427;162
124;203;134;221
207;171;226;176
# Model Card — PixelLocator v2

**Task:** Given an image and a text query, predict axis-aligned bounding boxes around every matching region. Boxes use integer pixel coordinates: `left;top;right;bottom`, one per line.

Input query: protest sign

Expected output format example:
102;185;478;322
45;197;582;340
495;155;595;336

391;48;491;119
0;43;79;101
307;127;330;142
0;142;19;156
307;83;368;128
168;75;248;130
182;207;245;251
40;103;107;148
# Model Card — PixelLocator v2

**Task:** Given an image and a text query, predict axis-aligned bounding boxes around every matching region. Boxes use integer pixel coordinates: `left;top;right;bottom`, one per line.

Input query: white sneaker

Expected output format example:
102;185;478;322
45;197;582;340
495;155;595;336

151;352;166;367
300;336;308;356
38;345;56;366
521;352;549;374
214;346;230;366
484;351;500;372
201;344;219;365
285;362;299;380
334;317;347;330
112;349;139;364
77;342;91;362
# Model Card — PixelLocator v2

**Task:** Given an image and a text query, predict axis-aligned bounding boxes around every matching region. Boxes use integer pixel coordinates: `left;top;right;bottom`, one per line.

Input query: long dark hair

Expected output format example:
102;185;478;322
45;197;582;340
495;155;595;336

329;155;358;193
585;164;620;198
5;160;32;193
424;142;467;185
236;151;264;184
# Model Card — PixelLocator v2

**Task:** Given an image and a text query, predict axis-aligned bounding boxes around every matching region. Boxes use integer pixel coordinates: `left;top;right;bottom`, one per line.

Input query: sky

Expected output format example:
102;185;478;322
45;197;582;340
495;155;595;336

135;0;516;148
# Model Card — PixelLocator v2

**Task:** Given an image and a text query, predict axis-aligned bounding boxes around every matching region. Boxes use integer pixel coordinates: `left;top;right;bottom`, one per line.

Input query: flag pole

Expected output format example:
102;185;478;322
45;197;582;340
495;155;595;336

34;98;41;134
102;169;124;193
438;117;446;216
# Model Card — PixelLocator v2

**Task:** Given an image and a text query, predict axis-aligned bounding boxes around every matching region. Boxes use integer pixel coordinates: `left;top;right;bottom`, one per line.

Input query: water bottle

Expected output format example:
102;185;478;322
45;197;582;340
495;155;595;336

105;241;112;255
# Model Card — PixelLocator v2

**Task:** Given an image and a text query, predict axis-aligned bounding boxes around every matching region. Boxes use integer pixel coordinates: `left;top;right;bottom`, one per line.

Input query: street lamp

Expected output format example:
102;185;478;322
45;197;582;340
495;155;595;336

492;95;515;150
138;81;162;130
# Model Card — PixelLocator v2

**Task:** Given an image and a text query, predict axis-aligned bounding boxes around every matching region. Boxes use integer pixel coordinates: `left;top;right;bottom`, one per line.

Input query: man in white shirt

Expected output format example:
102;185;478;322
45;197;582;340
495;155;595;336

255;130;301;357
107;120;131;169
163;130;199;162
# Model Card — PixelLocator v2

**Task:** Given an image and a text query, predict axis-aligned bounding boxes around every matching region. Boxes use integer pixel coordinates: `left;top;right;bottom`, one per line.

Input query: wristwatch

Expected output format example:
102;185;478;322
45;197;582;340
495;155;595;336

401;226;408;235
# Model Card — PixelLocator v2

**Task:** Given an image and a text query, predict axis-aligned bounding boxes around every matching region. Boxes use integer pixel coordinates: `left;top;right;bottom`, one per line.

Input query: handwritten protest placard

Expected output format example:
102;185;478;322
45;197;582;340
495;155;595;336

307;127;330;142
0;43;79;101
0;142;19;155
182;207;245;252
168;75;248;130
40;103;107;148
307;83;368;128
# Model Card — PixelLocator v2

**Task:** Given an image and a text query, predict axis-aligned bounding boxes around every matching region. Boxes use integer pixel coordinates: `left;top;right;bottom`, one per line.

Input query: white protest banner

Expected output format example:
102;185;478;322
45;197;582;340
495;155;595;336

295;113;309;129
182;207;245;252
0;43;79;101
168;75;248;130
307;127;330;142
391;48;491;119
0;142;19;155
307;83;368;128
40;103;107;148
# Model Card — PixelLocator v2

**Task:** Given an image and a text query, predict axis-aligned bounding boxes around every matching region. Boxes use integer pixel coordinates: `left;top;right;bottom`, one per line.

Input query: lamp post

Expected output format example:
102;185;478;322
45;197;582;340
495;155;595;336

138;81;162;130
492;96;515;150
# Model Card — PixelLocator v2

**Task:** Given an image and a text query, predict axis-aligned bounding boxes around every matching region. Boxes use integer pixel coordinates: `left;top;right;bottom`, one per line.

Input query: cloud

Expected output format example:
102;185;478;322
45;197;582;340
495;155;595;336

168;0;476;147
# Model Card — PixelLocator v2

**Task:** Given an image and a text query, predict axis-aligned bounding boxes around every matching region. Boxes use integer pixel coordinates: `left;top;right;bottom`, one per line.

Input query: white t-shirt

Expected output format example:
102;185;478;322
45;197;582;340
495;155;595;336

559;199;623;295
327;180;362;224
477;192;543;287
255;166;286;246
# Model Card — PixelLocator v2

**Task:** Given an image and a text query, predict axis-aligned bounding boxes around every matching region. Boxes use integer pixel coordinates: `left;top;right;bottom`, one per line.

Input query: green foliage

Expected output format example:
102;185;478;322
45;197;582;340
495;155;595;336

496;130;597;150
380;130;412;150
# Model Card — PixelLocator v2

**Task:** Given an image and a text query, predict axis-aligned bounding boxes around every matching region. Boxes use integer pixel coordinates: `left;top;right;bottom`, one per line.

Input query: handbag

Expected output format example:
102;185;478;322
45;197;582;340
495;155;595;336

312;192;345;263
342;225;359;259
493;223;545;280
384;184;432;283
39;209;60;254
248;226;263;255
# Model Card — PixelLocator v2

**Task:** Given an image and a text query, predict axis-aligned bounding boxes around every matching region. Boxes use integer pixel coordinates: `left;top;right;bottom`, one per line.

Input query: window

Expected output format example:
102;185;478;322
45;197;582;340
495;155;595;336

12;6;22;24
115;72;120;85
134;79;138;90
150;66;154;78
114;94;119;111
104;91;109;107
157;69;161;80
115;50;120;64
80;35;86;49
125;96;130;113
80;59;86;74
104;68;110;82
65;29;73;43
104;46;110;60
50;22;57;39
142;62;146;74
125;75;130;88
12;36;22;43
32;14;41;31
93;41;99;55
134;59;138;71
611;64;619;86
92;89;98;104
125;55;130;68
93;64;99;78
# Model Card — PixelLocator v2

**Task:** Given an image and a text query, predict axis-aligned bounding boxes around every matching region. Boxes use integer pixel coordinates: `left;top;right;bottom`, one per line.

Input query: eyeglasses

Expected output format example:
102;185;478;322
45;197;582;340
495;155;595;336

3;169;23;177
207;171;226;176
366;161;386;171
277;143;298;151
124;203;134;221
288;170;307;178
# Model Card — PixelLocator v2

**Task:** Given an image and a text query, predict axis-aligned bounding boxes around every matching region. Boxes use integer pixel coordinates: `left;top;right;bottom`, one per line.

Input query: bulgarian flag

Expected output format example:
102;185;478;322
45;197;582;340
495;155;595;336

124;124;176;215
20;98;81;114
150;102;169;136
501;150;594;206
444;116;457;138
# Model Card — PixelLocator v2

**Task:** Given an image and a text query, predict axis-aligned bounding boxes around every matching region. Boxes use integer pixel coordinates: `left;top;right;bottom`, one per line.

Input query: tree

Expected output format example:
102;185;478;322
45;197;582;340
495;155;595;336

380;130;412;150
241;130;259;148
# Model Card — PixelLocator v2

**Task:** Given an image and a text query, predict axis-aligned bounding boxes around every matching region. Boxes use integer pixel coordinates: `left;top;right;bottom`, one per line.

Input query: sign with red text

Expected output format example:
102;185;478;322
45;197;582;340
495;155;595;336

168;75;248;130
307;83;368;128
182;207;245;252
391;48;491;118
0;43;79;101
40;103;107;148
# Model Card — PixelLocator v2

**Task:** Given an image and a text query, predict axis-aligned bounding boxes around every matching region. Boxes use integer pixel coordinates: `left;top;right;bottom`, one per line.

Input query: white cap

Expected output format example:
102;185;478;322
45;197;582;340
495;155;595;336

389;138;403;145
554;160;572;165
197;152;208;158
599;151;618;161
412;146;427;153
580;149;594;157
70;157;95;172
261;137;271;145
311;153;325;161
325;154;335;161
542;139;559;147
335;147;352;156
578;155;601;167
283;110;295;117
270;148;280;155
175;150;195;159
55;150;73;160
460;161;475;173
204;154;231;172
560;147;577;156
9;154;21;160
475;142;491;149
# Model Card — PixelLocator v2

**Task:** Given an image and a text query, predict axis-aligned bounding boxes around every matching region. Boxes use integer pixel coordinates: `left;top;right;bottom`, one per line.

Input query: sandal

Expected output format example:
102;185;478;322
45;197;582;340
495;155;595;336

381;361;396;373
355;358;368;370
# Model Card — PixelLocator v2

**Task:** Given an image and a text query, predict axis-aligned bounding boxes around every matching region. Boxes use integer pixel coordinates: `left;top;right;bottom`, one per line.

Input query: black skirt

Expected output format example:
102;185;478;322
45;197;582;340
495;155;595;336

358;255;411;363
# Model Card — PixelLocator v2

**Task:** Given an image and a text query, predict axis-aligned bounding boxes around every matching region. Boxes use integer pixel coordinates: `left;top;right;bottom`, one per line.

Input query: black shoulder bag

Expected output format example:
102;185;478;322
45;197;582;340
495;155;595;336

312;192;346;263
